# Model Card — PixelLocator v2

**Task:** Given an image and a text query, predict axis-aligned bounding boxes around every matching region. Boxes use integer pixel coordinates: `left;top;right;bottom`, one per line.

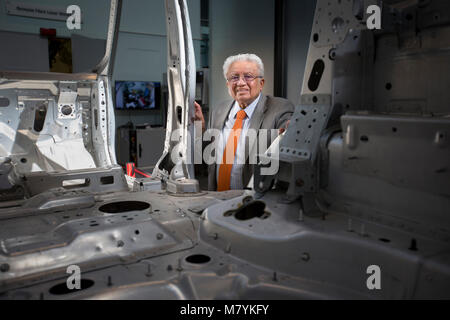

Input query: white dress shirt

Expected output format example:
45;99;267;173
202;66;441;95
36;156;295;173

216;94;261;189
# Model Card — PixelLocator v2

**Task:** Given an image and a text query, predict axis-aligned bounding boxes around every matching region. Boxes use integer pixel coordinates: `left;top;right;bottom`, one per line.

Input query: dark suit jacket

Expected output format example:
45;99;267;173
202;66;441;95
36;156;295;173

206;95;294;191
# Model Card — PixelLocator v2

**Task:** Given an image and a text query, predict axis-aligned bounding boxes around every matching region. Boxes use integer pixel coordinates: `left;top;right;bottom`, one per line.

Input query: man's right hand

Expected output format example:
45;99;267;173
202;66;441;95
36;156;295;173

193;101;206;132
279;119;290;134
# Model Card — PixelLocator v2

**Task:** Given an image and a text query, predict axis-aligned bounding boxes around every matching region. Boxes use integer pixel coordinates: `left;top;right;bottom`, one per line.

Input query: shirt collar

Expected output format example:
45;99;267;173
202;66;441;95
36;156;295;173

231;93;261;120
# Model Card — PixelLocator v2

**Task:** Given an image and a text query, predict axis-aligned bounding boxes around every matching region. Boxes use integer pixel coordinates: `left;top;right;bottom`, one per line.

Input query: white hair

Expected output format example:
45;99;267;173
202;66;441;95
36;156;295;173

223;53;265;80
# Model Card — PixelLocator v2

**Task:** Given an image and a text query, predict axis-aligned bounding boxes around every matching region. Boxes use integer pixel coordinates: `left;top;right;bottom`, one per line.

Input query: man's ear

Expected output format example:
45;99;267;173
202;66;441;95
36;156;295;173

227;84;234;98
260;78;265;91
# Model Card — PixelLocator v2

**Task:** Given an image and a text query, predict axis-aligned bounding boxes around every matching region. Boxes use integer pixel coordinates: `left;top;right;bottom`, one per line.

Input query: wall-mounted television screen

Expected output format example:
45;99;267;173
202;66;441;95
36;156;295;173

115;81;161;110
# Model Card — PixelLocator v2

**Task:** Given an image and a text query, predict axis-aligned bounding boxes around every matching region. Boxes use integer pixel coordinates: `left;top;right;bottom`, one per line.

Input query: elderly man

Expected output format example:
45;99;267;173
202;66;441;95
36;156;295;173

195;53;294;191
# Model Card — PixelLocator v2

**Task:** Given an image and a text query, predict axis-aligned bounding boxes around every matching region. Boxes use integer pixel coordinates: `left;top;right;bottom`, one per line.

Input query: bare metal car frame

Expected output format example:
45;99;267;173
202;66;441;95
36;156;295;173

0;0;449;299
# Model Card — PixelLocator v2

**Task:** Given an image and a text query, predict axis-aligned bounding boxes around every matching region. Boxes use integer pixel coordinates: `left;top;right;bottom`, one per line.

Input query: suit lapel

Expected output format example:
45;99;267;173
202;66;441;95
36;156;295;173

246;95;268;161
213;100;234;130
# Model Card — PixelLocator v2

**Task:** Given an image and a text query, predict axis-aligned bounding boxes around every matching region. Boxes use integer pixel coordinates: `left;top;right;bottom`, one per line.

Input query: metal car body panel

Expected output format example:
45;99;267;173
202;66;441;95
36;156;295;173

0;0;449;300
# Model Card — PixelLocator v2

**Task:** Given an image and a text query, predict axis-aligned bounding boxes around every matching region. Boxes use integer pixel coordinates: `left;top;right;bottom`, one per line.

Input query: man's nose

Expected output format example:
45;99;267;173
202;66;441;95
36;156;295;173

236;76;247;85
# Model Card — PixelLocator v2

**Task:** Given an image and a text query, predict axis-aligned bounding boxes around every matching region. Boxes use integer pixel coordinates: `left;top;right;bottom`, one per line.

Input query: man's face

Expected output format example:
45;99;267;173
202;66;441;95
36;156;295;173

226;61;265;108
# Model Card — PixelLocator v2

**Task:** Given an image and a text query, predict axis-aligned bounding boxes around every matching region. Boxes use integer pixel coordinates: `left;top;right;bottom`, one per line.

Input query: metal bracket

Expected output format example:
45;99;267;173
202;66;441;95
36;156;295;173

57;82;78;120
21;165;128;197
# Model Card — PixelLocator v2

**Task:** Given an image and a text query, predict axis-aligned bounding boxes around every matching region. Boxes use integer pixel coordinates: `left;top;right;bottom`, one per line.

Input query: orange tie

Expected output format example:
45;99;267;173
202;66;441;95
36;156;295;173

217;109;247;191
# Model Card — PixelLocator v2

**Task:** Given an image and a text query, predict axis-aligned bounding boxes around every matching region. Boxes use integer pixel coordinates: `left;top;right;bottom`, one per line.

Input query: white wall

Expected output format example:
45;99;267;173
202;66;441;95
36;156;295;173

0;0;201;41
0;0;201;128
0;0;110;39
113;0;201;128
209;0;275;108
0;0;315;114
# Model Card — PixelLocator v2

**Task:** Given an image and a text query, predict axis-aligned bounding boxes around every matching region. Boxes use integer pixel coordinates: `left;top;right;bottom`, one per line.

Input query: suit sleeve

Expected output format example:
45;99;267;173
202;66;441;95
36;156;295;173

275;99;295;130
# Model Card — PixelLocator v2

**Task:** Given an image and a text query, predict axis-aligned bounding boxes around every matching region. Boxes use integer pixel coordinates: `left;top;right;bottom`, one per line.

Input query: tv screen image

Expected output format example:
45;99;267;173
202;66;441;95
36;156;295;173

115;81;160;110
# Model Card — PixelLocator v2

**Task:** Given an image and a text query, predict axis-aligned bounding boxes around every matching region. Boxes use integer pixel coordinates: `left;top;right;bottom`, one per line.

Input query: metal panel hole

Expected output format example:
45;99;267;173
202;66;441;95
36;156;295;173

234;201;269;221
0;97;10;107
62;179;90;189
308;59;325;92
33;104;47;132
49;279;94;295
100;176;114;185
224;211;233;217
0;263;10;272
99;201;150;213
332;17;345;33
176;105;183;123
61;105;73;116
360;136;369;142
94;109;99;130
409;239;418;251
329;49;336;60
313;33;319;42
185;254;211;264
379;238;391;243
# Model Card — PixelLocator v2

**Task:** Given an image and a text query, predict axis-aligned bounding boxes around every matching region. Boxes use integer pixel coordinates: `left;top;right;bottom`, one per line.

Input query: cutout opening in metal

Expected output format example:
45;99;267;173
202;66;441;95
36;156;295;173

49;279;94;295
62;178;90;189
0;97;10;107
313;33;319;42
61;105;73;116
176;105;183;123
185;254;211;264
100;176;114;185
308;59;325;92
33;104;47;132
234;201;270;221
94;109;99;130
99;201;150;213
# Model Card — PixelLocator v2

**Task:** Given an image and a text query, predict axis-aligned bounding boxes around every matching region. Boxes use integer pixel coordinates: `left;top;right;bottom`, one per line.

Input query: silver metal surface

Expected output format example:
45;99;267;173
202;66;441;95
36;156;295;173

0;0;449;300
153;0;197;191
92;0;122;77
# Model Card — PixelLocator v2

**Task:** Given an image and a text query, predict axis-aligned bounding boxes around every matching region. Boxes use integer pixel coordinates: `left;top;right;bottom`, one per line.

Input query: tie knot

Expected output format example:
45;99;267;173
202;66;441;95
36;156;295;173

236;109;247;120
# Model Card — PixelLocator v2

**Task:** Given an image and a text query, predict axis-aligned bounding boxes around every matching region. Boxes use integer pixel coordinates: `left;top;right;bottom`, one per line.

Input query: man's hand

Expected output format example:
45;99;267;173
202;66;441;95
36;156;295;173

193;101;206;132
279;120;290;134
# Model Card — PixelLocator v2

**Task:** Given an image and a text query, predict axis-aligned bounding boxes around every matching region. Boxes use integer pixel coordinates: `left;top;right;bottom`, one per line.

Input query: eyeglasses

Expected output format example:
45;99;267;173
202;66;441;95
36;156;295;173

227;74;263;84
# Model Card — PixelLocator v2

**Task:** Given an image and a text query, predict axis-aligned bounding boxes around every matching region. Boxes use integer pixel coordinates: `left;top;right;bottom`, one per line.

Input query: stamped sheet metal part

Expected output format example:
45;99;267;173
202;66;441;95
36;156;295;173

0;1;123;200
255;0;371;199
153;0;198;194
1;0;450;300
